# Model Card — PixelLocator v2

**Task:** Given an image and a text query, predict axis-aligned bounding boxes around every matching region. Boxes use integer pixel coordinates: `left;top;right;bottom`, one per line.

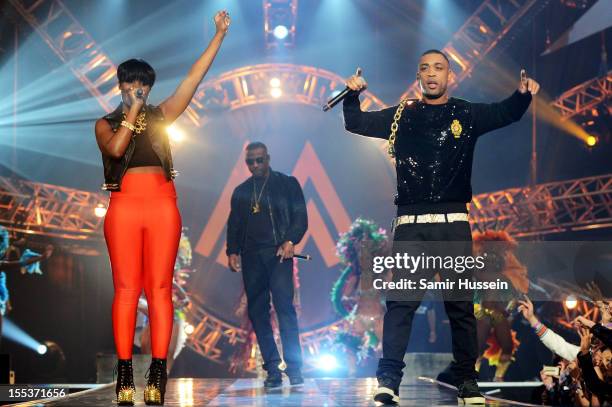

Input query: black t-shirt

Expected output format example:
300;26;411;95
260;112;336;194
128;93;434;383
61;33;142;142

244;176;276;252
343;90;532;206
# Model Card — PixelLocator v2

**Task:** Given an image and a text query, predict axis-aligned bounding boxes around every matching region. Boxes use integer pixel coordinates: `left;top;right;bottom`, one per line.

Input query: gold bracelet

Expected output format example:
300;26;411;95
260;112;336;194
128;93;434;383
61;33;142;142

120;120;136;132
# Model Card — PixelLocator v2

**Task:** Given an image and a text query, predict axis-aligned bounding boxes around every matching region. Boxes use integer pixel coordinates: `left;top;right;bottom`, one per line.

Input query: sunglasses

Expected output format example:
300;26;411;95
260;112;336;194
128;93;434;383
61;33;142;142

245;157;266;165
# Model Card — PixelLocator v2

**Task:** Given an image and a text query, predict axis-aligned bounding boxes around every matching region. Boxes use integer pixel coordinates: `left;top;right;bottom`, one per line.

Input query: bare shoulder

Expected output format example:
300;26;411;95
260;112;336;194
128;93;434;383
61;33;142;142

95;118;111;133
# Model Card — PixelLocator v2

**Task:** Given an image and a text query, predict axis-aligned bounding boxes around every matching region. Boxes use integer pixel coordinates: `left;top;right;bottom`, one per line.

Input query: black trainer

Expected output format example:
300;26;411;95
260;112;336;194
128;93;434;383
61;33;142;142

373;376;400;406
457;379;485;405
264;371;283;388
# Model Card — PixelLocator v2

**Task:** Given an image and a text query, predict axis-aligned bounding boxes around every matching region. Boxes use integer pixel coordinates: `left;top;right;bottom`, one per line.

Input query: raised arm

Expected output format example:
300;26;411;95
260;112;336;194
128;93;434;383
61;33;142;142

472;69;539;136
342;73;397;139
159;10;230;123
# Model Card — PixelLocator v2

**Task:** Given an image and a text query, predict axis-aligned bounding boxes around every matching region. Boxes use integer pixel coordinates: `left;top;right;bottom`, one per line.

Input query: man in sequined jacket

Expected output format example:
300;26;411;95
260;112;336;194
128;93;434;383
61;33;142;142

342;49;540;406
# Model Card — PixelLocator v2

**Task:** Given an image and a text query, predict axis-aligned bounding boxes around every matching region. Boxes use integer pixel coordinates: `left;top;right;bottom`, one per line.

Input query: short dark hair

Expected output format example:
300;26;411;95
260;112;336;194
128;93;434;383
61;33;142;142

246;142;268;152
117;59;156;87
421;49;450;65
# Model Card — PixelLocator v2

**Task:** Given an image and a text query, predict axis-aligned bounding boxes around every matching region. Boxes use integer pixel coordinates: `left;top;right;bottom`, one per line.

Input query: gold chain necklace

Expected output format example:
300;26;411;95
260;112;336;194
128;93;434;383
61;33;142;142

122;111;147;134
251;175;269;214
388;99;408;159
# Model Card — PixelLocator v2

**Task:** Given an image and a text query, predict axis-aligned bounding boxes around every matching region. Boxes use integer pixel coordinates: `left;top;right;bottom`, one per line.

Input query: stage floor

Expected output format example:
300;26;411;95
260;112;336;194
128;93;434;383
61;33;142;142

31;377;536;406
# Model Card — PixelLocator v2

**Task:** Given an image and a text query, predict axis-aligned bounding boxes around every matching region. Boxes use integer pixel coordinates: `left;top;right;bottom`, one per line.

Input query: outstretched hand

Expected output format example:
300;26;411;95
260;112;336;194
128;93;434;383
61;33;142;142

577;327;591;355
517;297;538;325
518;69;540;95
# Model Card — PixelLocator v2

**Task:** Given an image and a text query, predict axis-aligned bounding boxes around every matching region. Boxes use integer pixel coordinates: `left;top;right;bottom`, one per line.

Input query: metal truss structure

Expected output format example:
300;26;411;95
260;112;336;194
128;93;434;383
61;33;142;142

263;0;298;49
399;0;538;101
8;0;119;112
0;176;106;241
185;63;387;128
8;0;199;124
470;174;612;237
551;70;612;121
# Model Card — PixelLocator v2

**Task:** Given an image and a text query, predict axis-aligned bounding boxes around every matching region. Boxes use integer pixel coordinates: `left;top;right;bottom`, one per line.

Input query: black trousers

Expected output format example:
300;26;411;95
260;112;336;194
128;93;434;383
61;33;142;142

376;221;478;388
241;247;302;374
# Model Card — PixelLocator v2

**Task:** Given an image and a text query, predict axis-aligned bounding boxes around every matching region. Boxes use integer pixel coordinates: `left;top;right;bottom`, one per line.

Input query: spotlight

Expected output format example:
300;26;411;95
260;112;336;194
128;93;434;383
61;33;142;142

167;124;185;143
94;204;107;218
269;77;281;88
565;295;578;309
317;354;338;371
37;344;47;355
184;323;195;335
273;25;289;40
270;87;283;99
586;135;597;147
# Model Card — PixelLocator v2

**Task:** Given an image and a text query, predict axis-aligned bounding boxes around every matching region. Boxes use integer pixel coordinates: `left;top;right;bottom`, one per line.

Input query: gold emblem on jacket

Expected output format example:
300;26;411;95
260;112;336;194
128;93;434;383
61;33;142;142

451;119;462;138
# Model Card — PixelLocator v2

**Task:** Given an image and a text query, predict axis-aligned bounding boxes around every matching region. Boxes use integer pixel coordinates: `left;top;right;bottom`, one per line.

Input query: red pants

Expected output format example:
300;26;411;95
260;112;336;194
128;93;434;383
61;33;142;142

104;173;181;359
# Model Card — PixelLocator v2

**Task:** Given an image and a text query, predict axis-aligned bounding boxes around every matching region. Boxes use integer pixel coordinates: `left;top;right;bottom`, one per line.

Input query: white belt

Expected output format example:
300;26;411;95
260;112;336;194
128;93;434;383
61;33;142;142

393;212;469;229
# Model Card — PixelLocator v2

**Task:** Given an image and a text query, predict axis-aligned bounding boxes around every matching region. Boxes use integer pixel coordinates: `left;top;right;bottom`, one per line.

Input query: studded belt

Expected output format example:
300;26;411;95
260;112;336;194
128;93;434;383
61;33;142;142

393;212;469;229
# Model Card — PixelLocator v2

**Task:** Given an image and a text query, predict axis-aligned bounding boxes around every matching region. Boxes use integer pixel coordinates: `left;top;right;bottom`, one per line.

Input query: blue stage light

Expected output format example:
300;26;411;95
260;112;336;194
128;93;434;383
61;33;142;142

37;344;48;355
317;354;338;371
273;25;289;40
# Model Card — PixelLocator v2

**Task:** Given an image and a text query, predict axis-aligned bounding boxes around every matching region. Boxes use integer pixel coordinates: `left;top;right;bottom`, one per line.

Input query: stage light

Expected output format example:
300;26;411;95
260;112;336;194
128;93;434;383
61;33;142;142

565;295;578;309
3;318;47;354
184;323;195;335
270;87;283;99
37;344;47;355
167;124;185;143
586;135;597;147
317;354;338;371
273;25;289;40
94;204;107;218
269;77;281;88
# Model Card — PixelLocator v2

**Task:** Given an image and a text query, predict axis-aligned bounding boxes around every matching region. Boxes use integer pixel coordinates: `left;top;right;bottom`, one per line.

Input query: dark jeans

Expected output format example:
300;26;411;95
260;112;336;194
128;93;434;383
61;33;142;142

376;221;478;388
241;247;302;374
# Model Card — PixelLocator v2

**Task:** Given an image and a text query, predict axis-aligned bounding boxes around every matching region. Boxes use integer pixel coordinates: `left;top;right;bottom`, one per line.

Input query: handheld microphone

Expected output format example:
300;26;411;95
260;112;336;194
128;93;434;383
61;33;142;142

135;88;144;99
322;67;362;112
293;254;311;261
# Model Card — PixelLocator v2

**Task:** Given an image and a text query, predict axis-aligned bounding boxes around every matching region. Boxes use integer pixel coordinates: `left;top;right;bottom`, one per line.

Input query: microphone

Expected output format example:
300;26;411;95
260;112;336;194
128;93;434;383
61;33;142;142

135;88;144;99
293;254;311;261
322;67;362;112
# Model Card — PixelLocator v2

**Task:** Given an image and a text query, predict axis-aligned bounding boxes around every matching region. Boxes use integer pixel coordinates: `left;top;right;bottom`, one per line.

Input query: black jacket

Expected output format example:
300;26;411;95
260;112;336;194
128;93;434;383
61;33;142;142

226;170;308;255
100;104;178;191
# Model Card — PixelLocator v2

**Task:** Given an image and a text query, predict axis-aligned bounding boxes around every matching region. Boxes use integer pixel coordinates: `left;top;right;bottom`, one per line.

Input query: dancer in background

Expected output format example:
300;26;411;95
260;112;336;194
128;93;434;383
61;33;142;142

94;11;230;405
0;225;53;344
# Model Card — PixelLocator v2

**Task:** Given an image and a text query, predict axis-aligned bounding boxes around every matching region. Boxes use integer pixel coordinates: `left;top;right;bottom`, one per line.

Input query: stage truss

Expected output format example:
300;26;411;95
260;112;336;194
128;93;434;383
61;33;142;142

550;69;612;121
183;63;387;128
470;174;612;237
0;176;106;241
399;0;539;101
263;0;298;49
8;0;199;123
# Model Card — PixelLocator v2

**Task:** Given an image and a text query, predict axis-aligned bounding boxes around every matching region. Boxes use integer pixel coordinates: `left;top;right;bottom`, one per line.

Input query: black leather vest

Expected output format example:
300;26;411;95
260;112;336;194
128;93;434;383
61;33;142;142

100;104;178;191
